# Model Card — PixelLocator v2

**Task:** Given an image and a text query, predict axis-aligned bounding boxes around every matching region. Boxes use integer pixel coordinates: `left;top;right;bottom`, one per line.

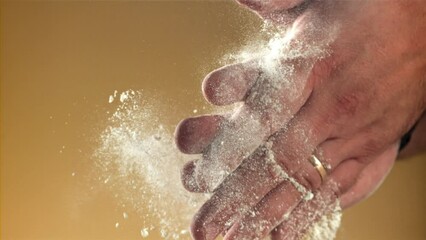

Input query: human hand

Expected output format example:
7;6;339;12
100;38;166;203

175;1;426;239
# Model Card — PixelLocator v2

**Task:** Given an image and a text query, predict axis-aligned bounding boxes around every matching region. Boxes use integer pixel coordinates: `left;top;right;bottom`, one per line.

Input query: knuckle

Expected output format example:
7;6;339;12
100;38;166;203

297;170;322;192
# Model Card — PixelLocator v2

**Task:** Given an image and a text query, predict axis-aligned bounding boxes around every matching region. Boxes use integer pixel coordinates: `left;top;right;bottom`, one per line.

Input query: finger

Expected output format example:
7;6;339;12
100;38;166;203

270;102;334;191
202;61;260;106
340;143;398;208
191;146;286;240
175;115;225;154
181;160;204;193
313;136;375;173
270;183;340;240
318;128;397;170
314;138;346;170
224;181;302;240
194;105;269;192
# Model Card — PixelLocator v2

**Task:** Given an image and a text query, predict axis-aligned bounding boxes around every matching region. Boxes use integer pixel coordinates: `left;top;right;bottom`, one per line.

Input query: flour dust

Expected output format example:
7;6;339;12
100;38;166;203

93;90;206;239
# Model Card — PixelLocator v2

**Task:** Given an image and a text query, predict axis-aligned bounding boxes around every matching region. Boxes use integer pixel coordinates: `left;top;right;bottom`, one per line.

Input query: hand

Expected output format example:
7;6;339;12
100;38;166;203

175;1;426;239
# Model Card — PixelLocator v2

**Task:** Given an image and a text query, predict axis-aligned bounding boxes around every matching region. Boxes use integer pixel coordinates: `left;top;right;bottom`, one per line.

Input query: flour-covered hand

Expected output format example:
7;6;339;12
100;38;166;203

175;1;426;239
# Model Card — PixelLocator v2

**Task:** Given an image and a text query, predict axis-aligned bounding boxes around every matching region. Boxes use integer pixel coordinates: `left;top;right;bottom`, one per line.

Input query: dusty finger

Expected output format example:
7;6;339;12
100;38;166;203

191;146;285;240
181;160;205;193
270;182;340;240
175;115;225;154
224;181;302;240
193;105;270;192
202;61;260;106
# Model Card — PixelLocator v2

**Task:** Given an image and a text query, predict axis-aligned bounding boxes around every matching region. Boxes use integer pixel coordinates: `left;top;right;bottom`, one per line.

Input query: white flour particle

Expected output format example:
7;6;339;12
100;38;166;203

140;228;149;238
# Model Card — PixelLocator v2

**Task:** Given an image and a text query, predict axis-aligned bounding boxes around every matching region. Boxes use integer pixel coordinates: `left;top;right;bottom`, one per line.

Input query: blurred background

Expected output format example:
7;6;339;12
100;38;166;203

1;1;425;239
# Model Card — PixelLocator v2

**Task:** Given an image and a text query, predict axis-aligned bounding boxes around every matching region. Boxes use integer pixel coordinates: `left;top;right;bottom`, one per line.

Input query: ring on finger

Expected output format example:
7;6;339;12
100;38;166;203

309;154;327;183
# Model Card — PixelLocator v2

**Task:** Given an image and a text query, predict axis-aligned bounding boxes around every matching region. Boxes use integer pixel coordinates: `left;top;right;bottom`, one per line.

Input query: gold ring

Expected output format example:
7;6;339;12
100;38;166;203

309;155;327;183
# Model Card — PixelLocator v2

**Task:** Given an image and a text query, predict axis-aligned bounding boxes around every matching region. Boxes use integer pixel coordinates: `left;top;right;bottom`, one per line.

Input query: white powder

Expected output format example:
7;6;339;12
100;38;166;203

119;92;129;102
140;228;149;238
196;108;267;191
272;184;342;240
302;202;342;240
93;90;206;239
109;90;118;103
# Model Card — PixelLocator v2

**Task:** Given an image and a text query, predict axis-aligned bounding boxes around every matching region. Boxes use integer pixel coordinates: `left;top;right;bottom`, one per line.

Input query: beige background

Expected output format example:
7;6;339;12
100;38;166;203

1;1;425;240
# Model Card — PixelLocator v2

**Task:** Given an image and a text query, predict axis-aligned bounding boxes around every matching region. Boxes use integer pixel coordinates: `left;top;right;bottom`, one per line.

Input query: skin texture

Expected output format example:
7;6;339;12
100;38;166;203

175;1;426;239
